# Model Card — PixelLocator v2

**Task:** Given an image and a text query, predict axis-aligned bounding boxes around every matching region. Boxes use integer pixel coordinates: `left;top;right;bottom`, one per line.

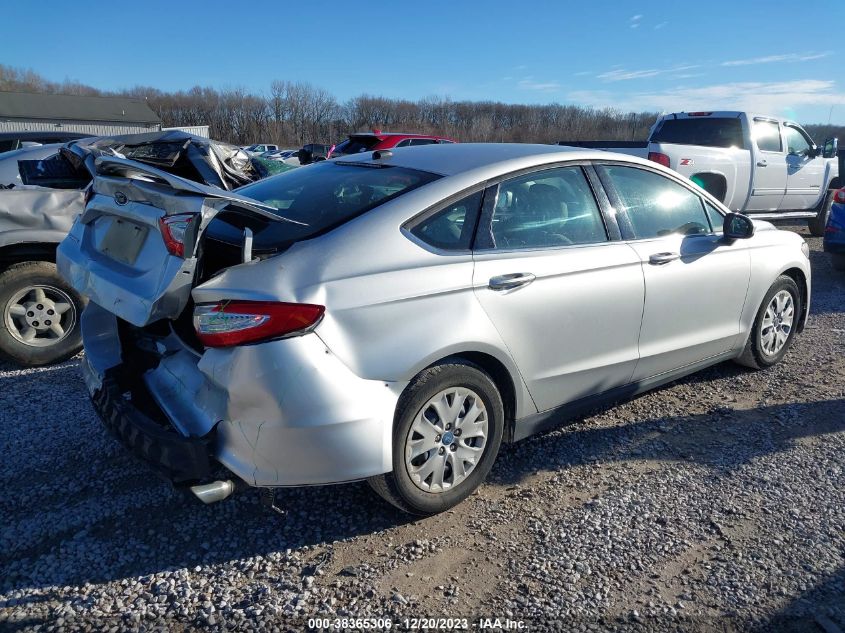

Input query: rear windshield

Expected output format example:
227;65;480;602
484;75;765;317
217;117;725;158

651;118;745;149
208;161;440;251
332;136;380;156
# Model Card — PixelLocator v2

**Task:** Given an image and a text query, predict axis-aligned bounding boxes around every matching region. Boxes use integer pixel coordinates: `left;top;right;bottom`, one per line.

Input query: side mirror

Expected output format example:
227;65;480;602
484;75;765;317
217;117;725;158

724;212;755;240
823;137;838;159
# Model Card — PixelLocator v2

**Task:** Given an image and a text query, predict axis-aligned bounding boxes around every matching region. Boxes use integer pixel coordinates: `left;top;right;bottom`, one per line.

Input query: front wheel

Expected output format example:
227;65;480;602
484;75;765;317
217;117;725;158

735;275;801;370
808;189;834;237
368;360;504;515
0;261;85;366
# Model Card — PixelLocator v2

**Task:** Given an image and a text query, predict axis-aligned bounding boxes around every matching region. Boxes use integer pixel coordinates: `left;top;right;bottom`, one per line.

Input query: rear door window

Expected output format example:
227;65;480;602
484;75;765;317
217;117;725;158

409;138;437;146
651;118;745;149
480;166;608;250
753;119;782;152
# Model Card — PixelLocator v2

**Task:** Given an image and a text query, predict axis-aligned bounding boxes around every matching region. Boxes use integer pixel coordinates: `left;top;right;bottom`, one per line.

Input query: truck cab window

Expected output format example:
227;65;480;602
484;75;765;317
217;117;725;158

753;120;782;152
784;126;812;156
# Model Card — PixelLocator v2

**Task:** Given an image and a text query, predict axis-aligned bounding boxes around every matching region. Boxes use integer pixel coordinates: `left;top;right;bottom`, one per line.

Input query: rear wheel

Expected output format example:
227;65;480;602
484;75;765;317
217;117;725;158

832;254;845;272
735;275;801;370
368;360;504;515
808;189;834;237
0;261;85;366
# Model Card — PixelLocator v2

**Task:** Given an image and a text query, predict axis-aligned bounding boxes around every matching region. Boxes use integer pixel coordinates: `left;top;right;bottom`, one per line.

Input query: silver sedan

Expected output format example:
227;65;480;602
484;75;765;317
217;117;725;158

57;144;811;515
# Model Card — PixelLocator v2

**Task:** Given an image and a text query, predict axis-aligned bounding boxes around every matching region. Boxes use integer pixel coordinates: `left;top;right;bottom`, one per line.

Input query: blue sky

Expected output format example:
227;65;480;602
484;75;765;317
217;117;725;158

4;0;845;124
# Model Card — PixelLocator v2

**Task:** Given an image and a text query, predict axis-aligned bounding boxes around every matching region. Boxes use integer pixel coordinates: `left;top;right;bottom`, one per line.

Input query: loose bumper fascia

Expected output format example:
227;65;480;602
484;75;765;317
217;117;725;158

88;368;214;483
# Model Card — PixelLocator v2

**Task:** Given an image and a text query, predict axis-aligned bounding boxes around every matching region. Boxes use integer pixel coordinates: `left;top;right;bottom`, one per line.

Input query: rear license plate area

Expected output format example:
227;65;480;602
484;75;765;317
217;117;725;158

99;218;149;266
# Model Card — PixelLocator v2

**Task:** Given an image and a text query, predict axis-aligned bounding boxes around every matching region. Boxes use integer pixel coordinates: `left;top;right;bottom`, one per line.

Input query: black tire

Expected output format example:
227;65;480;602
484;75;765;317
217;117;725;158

735;275;801;370
368;360;504;515
808;189;834;237
831;254;845;272
0;261;86;366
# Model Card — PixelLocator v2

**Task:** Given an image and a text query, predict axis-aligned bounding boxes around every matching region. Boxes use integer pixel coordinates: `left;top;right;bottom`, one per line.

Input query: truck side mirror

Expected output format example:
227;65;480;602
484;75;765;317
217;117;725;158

823;137;838;159
724;213;755;240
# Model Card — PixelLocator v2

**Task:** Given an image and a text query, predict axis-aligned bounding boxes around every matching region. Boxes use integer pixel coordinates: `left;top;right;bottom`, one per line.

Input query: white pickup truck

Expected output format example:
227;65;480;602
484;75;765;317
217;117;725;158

560;111;841;236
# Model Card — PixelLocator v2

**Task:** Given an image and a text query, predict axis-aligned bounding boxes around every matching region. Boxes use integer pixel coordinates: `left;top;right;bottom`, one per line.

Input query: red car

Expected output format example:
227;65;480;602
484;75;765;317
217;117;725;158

329;130;456;158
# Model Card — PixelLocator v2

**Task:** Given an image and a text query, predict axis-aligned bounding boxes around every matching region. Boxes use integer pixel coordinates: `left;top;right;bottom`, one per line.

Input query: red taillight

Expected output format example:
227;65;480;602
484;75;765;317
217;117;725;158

835;188;845;204
159;214;195;258
648;151;671;168
193;301;325;348
687;112;713;116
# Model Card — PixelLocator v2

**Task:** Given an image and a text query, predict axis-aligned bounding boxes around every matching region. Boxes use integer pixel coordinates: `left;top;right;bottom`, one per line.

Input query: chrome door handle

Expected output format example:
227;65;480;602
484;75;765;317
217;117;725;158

757;160;768;167
649;252;680;265
489;273;536;290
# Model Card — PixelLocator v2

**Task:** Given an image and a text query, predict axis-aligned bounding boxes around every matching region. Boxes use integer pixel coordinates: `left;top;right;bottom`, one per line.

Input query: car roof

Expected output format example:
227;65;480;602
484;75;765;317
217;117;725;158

333;142;653;177
349;132;450;139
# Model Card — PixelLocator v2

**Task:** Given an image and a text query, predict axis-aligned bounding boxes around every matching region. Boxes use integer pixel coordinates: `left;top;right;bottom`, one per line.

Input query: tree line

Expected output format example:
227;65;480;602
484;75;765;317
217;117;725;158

2;64;843;148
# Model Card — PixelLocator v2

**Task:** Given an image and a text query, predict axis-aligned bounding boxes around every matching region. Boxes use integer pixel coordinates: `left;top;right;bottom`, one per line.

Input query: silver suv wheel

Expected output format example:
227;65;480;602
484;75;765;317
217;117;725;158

5;284;77;348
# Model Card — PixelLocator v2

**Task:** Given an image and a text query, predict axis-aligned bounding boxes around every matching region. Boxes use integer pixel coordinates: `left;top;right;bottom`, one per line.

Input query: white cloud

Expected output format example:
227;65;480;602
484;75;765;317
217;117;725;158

573;71;592;77
721;51;832;66
568;80;845;117
654;21;667;29
599;68;660;81
630;14;642;21
597;64;699;82
518;78;562;92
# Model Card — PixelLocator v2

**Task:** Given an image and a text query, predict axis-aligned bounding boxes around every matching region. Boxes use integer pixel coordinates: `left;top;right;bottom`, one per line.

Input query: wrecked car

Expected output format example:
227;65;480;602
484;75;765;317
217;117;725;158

0;131;265;366
57;143;810;515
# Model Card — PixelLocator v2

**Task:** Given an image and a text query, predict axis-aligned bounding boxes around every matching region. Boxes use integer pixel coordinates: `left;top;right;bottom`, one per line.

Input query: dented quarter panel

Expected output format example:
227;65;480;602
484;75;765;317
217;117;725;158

0;188;84;248
81;301;400;486
192;173;539;420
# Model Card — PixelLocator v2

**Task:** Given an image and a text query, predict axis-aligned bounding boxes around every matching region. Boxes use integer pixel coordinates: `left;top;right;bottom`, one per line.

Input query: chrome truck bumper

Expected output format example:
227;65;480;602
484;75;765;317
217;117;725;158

80;302;406;489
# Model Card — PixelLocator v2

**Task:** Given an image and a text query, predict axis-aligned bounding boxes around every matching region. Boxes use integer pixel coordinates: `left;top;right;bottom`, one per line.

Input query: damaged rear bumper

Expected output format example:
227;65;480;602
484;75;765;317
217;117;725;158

88;368;213;482
80;302;404;488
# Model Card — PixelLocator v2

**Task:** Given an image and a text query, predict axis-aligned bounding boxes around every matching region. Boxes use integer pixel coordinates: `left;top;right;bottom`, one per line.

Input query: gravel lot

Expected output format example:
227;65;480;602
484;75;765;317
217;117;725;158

2;226;843;632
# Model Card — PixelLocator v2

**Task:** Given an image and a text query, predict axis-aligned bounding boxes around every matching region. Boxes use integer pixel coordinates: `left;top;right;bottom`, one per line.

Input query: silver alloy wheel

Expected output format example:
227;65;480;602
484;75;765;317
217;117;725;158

404;387;489;493
761;289;794;356
4;285;76;348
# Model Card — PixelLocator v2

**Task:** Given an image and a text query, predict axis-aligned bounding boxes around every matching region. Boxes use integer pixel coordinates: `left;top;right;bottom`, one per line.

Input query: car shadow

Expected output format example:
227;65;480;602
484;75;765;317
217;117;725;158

807;248;845;316
752;564;845;632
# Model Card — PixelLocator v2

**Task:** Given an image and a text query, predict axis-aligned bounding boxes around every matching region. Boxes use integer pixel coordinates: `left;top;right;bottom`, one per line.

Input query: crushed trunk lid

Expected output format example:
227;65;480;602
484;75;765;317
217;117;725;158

57;155;298;327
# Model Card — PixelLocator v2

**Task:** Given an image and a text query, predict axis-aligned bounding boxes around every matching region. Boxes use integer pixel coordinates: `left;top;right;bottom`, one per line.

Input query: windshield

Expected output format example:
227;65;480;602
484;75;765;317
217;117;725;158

332;136;380;156
207;161;440;251
651;118;745;149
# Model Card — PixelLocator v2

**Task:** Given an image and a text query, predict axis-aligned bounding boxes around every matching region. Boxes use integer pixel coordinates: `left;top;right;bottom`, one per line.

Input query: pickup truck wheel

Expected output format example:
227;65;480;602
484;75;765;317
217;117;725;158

735;275;801;370
808;189;834;237
368;360;504;515
0;261;85;366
